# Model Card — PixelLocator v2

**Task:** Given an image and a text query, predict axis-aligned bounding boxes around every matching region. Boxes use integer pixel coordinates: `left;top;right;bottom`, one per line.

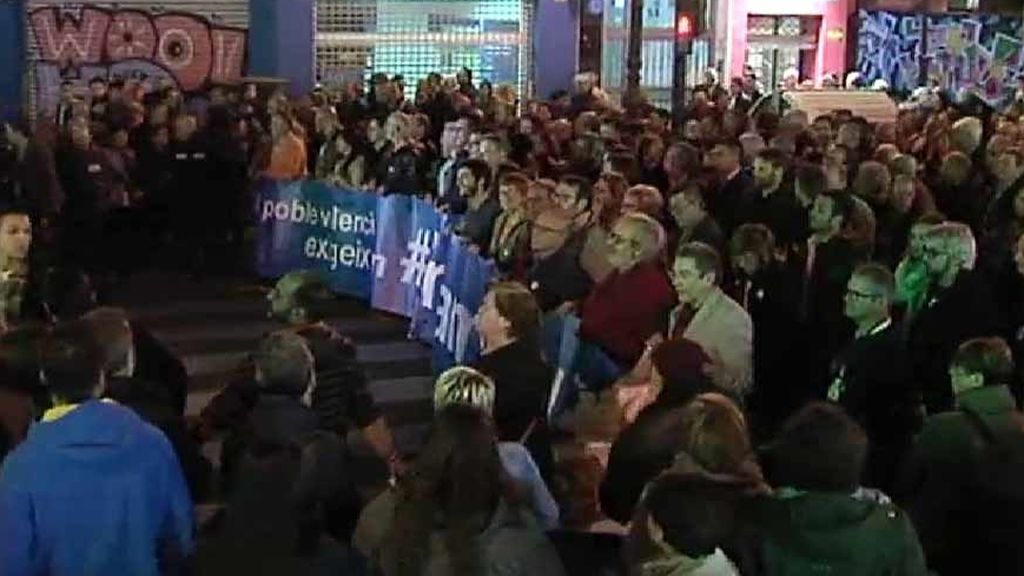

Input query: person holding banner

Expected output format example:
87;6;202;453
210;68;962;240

490;172;533;280
454;159;501;256
473;281;555;482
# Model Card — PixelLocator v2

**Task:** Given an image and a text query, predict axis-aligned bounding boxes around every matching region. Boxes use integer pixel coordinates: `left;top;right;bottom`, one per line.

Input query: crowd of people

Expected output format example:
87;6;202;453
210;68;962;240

0;65;1024;574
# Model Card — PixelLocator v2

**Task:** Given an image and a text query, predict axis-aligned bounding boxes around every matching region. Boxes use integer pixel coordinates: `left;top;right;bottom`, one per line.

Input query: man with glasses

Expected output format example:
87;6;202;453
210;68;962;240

667;242;753;396
828;263;921;492
577;213;675;386
907;222;1002;415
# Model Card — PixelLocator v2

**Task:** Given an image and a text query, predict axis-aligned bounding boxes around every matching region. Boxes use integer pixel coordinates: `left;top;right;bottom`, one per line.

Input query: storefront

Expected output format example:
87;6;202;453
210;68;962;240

314;0;535;100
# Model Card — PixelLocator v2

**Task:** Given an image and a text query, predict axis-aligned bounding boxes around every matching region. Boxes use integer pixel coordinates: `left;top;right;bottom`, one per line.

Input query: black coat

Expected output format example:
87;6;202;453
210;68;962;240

104;374;211;501
473;339;554;480
731;262;805;441
907;270;1004;414
708;169;755;237
197;394;352;573
132;323;189;417
799;236;864;396
599;403;692;524
829;320;922;492
55;145;115;220
740;185;807;249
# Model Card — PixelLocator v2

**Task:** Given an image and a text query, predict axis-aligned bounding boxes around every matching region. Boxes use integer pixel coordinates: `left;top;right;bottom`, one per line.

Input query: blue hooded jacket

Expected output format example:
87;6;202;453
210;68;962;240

0;400;194;575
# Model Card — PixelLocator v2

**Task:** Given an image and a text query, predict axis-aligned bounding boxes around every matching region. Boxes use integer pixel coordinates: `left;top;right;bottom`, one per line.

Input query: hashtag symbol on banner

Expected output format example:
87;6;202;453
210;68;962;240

400;229;434;287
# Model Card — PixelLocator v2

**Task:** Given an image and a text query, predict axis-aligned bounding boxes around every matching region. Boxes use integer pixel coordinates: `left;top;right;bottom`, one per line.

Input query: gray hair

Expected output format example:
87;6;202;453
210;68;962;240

619;211;666;262
924;221;977;270
253;331;314;396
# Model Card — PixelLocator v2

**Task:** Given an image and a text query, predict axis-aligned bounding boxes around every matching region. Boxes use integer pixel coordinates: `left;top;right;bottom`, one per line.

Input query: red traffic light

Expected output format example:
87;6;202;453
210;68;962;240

676;13;695;40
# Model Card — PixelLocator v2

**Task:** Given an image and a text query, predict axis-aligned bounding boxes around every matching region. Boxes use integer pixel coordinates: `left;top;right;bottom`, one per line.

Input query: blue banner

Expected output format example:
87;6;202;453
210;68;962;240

255;180;494;367
256;179;378;300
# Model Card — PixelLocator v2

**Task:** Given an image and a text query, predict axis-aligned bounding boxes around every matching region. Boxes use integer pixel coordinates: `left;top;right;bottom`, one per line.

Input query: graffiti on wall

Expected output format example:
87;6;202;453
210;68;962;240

925;14;1023;105
857;9;1024;106
856;10;924;93
29;5;247;115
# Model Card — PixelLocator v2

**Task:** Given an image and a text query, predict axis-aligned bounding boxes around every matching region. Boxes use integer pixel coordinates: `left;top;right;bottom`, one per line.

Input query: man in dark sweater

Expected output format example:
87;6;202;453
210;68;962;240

828;263;922;492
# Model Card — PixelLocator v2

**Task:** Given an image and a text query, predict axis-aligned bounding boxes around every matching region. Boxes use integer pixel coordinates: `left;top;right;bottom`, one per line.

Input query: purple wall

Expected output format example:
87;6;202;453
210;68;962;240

534;0;580;99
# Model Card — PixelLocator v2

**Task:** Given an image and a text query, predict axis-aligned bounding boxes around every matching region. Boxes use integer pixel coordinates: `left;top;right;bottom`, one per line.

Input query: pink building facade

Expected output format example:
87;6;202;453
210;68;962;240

717;0;855;86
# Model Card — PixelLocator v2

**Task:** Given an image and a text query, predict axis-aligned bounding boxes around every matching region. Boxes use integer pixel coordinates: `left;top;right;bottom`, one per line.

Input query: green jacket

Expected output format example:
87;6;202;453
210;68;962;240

896;385;1020;574
756;490;928;576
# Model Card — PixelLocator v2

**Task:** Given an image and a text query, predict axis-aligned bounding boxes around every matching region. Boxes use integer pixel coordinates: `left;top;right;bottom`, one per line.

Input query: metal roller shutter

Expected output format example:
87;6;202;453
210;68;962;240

315;0;534;103
24;0;249;121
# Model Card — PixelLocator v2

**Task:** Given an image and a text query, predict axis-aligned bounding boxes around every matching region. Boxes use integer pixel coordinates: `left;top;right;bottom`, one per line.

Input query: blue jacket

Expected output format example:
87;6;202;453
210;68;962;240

0;400;194;575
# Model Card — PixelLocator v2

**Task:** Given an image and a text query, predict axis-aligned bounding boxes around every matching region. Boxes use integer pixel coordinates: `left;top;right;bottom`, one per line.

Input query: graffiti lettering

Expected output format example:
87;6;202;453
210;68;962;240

30;6;247;114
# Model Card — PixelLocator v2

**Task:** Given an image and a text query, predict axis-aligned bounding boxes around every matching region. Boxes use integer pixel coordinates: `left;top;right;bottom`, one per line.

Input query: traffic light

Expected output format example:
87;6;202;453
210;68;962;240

676;12;696;43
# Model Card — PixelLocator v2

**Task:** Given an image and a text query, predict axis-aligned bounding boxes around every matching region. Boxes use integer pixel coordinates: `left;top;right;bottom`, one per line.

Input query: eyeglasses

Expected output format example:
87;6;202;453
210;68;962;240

845;287;884;300
609;230;641;250
919;244;945;258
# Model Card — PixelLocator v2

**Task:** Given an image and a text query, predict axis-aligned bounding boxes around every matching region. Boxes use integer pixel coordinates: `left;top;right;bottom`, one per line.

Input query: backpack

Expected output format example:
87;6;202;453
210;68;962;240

959;409;1024;571
198;430;349;573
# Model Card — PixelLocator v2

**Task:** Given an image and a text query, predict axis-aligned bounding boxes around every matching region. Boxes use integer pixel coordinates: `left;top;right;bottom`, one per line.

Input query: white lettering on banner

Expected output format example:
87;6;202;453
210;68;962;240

399;229;446;310
259;199;377;236
434;285;474;363
303;235;376;272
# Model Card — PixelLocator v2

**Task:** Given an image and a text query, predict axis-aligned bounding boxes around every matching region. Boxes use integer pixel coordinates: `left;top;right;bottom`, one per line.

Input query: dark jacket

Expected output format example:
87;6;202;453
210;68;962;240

55;144;116;220
907;269;1003;414
473;339;554;480
196;394;351;575
729;262;805;441
829;320;922;492
198;322;380;440
600;403;693;524
165;136;210;211
105;375;211;501
754;490;927;576
456;196;502;256
800;236;863;397
354;489;565;576
132;323;189;416
530;223;594;312
381;143;423;196
740;185;807;249
896;384;1021;575
708;169;755;237
671;215;725;257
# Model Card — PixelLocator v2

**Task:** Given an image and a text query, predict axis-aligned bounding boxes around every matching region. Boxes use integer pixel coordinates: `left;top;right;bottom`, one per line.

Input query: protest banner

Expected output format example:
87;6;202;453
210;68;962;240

255;180;494;366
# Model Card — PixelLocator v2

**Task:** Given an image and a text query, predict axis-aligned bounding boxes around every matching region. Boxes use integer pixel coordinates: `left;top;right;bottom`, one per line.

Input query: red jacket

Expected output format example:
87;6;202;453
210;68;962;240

580;261;677;365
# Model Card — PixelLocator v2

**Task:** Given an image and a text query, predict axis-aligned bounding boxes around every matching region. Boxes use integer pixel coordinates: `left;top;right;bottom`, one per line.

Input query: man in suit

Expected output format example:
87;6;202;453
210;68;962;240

742;148;806;249
705;141;755;238
801;189;864;397
669;241;753;396
828;263;921;492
